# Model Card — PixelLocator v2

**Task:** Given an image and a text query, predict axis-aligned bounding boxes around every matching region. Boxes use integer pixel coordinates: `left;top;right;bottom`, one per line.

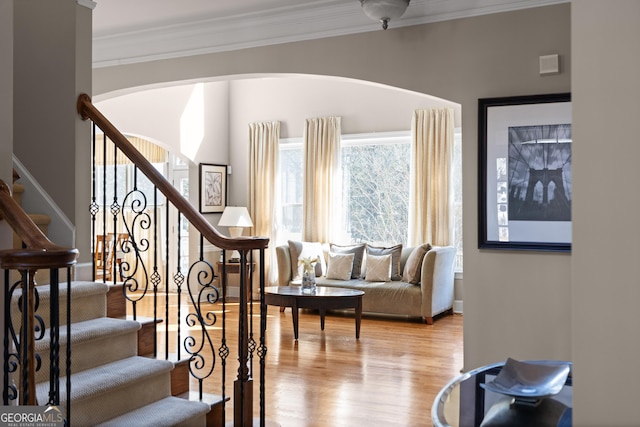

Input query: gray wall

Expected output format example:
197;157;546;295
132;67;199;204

95;3;572;369
572;1;640;425
0;0;14;348
12;0;92;261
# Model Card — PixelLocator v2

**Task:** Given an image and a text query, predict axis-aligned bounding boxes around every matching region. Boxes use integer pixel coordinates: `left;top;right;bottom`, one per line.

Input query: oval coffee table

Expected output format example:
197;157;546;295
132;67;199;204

264;286;364;339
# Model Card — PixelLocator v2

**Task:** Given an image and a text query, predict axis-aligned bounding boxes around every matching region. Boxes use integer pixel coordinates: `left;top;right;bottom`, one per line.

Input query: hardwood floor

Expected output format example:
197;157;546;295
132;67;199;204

134;294;464;427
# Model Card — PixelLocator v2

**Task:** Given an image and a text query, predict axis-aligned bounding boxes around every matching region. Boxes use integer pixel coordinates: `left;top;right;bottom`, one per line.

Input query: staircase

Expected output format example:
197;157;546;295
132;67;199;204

3;177;218;426
2;94;271;427
9;281;212;426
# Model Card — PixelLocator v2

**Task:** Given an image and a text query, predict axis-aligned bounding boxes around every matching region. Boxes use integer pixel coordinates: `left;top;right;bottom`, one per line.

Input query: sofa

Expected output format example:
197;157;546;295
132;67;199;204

275;242;456;324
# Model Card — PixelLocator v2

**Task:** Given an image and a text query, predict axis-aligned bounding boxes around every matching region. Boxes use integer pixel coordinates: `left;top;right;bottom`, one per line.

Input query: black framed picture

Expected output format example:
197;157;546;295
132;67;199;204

478;93;572;251
199;163;227;213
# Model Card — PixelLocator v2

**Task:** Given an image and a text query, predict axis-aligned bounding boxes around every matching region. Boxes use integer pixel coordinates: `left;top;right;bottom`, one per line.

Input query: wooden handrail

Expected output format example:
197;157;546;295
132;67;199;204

77;94;268;252
0;179;78;267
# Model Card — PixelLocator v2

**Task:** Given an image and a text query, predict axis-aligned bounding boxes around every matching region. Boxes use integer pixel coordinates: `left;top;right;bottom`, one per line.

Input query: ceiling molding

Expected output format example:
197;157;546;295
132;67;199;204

93;0;568;68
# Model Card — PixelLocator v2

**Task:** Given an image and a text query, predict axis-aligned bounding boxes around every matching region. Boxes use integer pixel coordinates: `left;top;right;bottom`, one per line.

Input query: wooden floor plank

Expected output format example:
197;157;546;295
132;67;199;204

135;294;463;427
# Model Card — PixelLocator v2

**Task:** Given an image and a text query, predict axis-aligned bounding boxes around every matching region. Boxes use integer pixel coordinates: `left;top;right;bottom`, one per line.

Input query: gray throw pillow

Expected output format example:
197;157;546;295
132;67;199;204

329;243;366;278
402;243;432;284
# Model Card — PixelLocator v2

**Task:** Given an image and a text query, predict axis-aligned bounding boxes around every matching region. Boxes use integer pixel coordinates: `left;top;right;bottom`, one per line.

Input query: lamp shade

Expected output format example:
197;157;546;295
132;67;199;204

360;0;410;29
218;206;253;238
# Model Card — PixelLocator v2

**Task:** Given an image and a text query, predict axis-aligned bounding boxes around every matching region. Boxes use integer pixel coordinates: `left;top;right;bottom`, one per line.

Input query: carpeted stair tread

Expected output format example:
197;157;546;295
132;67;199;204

35;317;140;351
13;281;109;300
11;281;109;325
33;317;141;383
36;356;174;404
95;396;210;427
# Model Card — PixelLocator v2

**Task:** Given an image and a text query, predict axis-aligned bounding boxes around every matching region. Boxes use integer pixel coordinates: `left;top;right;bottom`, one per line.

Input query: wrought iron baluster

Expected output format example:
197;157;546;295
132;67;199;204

165;203;170;360
150;186;161;358
48;269;60;406
219;249;229;423
174;210;184;360
89;123;99;282
120;165;151;320
184;233;218;399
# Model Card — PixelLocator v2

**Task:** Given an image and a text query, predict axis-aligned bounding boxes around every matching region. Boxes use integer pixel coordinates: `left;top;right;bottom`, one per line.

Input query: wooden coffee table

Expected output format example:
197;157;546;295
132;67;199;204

264;286;364;339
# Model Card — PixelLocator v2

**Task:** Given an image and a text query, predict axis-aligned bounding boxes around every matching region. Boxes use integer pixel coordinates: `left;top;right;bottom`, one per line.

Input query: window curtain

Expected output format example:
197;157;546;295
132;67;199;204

248;121;280;284
94;135;167;165
302;116;341;243
408;108;454;247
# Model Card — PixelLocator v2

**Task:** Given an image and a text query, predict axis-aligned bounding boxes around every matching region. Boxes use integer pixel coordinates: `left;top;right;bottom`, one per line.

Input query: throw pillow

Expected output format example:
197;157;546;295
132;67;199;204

288;240;326;280
364;253;392;282
402;243;432;284
326;252;355;281
329;243;366;278
366;244;403;280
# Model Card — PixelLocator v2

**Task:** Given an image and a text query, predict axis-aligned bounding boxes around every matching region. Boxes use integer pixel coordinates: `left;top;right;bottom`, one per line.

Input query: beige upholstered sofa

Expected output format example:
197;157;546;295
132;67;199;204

275;243;456;324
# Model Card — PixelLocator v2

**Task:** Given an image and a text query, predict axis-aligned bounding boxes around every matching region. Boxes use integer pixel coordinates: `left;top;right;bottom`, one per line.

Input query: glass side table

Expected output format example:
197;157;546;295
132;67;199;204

432;360;573;427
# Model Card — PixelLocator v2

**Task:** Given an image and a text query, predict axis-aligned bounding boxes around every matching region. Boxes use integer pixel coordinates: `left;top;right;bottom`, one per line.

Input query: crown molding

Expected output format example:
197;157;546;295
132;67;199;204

93;0;567;68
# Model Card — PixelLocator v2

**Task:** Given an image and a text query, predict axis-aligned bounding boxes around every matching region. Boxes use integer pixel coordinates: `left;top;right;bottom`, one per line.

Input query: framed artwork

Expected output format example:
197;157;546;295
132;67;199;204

478;93;572;251
199;163;227;213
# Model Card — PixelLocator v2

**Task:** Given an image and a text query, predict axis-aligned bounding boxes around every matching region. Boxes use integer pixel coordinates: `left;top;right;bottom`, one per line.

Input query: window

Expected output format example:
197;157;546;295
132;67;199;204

339;132;410;245
277;142;304;243
94;163;166;207
277;130;463;272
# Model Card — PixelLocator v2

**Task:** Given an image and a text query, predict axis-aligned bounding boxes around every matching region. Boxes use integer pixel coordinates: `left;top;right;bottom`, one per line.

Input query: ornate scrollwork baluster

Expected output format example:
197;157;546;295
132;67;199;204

184;254;219;397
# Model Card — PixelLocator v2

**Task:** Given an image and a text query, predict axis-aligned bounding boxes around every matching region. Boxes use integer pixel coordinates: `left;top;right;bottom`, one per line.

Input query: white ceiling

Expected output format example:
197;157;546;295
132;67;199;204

91;0;567;67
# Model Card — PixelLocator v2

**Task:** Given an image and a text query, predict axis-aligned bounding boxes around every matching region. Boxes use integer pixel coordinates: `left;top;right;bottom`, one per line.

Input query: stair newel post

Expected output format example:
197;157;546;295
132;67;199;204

258;247;267;427
234;249;253;426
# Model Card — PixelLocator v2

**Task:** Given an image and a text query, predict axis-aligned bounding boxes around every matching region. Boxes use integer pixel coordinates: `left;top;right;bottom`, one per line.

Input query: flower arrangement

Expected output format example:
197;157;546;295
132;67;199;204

298;256;319;293
298;256;319;273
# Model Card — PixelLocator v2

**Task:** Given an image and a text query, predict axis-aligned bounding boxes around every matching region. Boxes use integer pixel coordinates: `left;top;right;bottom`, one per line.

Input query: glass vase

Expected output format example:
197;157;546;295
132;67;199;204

301;269;316;294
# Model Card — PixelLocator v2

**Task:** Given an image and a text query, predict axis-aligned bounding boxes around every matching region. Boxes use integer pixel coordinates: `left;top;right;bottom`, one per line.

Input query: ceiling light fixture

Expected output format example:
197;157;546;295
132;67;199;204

360;0;410;30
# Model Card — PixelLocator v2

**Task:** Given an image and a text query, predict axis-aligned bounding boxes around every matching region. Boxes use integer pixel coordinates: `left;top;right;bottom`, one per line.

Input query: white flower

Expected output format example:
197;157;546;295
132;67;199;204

298;256;319;273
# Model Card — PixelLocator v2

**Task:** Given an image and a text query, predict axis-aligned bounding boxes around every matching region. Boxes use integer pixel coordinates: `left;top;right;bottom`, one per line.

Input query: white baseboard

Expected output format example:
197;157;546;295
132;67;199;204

453;300;463;314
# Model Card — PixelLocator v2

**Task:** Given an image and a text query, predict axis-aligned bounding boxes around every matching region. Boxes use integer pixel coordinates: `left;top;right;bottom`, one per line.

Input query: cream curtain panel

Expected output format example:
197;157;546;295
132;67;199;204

95;135;167;165
408;108;455;247
248;121;280;284
302;116;341;243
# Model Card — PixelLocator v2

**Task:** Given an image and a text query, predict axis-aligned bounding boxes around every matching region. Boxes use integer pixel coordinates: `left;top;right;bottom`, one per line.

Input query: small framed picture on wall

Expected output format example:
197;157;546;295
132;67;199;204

199;163;227;213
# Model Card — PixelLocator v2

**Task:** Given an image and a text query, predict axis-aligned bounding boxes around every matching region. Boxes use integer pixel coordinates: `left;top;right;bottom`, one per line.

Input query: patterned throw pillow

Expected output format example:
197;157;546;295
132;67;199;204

329;243;366;278
402;243;432;284
366;244;402;280
288;240;326;280
364;253;392;282
326;252;355;281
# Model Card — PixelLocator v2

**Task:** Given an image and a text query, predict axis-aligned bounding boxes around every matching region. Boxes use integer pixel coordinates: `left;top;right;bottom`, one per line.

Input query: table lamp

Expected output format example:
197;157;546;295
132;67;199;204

218;206;253;261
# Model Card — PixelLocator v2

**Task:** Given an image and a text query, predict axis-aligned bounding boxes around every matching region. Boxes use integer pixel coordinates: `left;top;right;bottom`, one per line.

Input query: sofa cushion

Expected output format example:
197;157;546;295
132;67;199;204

402;243;432;284
329;243;366;278
365;253;392;282
288;240;326;279
366;244;402;280
326;252;355;281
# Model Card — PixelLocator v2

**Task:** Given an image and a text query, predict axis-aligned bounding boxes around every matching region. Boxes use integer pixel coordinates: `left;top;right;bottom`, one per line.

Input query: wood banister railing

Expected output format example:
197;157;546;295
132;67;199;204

77;93;268;253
